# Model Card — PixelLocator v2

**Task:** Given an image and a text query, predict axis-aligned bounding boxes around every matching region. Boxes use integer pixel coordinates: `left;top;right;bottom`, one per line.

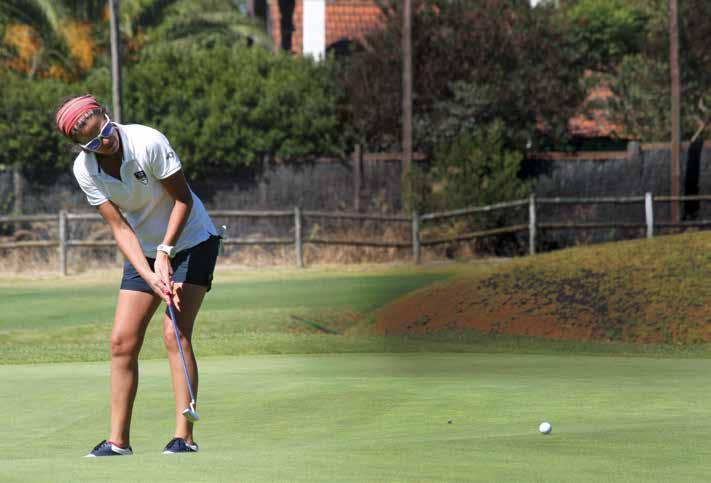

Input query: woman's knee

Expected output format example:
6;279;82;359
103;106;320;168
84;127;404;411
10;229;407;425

163;323;192;353
110;333;140;359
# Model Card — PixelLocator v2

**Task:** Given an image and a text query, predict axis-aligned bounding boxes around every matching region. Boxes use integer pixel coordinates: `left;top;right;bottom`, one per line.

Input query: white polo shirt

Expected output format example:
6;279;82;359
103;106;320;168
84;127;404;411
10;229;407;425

72;123;216;258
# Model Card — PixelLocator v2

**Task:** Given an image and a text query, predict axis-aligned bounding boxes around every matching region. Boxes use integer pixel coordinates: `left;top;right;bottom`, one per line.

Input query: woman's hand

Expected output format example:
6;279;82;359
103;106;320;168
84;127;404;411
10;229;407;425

171;282;183;311
153;252;174;302
145;271;172;304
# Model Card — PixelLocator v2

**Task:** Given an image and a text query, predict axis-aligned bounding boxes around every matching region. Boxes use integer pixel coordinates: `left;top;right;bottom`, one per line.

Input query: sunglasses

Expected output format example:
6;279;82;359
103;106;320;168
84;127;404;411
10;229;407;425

79;114;114;151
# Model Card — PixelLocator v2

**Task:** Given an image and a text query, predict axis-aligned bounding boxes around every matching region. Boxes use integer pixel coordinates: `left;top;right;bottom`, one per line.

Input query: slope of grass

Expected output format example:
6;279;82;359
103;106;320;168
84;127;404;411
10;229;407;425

377;232;711;343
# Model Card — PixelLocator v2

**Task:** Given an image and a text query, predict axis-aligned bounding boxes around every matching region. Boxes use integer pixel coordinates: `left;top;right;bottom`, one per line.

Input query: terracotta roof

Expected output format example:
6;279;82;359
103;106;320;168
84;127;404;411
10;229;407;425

267;0;383;54
568;83;624;139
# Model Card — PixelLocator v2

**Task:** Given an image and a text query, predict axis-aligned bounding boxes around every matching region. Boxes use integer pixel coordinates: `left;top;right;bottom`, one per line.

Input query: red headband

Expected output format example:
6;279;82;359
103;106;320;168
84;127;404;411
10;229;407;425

56;95;101;137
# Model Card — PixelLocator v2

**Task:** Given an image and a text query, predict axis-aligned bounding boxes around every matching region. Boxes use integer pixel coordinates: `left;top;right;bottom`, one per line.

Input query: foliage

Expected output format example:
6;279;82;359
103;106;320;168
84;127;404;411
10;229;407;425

561;0;647;72
0;0;108;80
125;41;344;178
337;0;588;153
0;29;340;182
603;0;711;140
401;163;429;213
0;71;70;179
0;0;270;80
132;0;272;53
428;121;532;213
605;54;671;141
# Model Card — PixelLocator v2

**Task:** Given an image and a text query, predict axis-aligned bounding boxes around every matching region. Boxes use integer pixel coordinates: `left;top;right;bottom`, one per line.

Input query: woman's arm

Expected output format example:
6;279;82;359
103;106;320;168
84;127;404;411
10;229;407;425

154;169;193;307
97;200;171;302
158;170;193;248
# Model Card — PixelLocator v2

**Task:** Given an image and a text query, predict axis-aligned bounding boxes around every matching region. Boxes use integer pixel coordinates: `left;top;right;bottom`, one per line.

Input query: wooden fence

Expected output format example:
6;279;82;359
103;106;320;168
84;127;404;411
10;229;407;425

1;193;710;275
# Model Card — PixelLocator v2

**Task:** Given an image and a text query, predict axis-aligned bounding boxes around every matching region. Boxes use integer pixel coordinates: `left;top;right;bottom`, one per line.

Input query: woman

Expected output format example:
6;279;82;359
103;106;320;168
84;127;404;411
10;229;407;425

55;95;219;456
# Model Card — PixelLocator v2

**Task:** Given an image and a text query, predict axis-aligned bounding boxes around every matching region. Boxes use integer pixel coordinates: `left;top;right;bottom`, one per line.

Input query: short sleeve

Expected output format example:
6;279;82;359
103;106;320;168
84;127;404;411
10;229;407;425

148;131;182;180
73;161;108;207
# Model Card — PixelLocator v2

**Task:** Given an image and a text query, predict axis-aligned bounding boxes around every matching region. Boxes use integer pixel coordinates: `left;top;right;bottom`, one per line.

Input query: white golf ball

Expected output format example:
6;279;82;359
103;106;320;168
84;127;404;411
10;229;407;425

538;422;552;434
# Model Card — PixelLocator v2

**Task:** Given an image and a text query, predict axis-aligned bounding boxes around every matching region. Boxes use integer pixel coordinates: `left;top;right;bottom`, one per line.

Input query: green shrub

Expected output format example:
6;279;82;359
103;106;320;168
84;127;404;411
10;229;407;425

0;72;69;180
126;41;345;178
430;122;532;212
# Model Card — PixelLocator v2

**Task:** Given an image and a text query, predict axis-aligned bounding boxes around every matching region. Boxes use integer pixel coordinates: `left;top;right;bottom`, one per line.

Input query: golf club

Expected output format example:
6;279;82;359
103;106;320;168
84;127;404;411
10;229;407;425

167;302;200;422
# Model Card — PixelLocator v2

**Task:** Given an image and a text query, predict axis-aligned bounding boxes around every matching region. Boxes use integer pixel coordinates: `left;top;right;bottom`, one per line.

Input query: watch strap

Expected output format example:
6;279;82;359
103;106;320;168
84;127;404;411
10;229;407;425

157;244;175;258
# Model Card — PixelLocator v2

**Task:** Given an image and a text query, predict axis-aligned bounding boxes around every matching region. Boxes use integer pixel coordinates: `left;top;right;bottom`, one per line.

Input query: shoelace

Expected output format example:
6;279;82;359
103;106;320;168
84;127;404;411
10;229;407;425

166;437;185;449
91;440;108;452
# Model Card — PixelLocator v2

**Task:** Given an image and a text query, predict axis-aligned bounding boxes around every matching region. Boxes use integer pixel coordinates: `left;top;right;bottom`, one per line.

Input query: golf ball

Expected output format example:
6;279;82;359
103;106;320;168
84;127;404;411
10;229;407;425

538;421;552;434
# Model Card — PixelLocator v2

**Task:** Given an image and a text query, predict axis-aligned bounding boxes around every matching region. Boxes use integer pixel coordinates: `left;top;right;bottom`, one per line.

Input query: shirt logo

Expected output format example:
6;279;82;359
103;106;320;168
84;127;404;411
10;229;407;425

133;170;148;185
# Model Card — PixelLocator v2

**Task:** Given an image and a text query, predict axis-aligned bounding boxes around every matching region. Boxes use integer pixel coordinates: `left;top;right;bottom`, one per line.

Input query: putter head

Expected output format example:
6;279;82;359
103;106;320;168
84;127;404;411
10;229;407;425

182;401;200;422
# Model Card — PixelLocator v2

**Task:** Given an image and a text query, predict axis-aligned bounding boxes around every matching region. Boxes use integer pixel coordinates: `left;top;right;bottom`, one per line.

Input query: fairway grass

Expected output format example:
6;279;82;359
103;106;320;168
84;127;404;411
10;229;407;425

2;353;711;482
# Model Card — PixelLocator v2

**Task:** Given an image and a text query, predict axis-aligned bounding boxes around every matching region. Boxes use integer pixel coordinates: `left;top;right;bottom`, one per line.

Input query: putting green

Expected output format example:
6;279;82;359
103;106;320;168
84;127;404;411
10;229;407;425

2;353;711;482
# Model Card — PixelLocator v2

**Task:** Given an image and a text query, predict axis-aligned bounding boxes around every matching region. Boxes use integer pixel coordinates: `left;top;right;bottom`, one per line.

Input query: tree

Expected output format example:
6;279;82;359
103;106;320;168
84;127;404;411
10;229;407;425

0;0;103;79
0;71;69;178
124;0;272;55
337;0;588;153
0;0;271;80
603;0;711;140
429;121;532;212
561;0;648;72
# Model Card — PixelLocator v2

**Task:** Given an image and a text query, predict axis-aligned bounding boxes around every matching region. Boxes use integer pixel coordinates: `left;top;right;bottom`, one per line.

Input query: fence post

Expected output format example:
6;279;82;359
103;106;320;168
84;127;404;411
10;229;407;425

645;192;654;238
528;195;536;255
58;210;68;276
294;206;304;268
412;210;421;264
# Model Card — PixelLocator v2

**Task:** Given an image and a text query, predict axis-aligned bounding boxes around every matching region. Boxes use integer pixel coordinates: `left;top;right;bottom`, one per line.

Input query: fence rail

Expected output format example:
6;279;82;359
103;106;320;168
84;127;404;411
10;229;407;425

1;192;709;274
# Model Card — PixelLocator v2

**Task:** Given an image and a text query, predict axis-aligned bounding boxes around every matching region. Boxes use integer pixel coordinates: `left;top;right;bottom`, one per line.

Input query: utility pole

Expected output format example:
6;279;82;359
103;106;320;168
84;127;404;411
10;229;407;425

109;0;123;123
109;0;124;265
669;0;680;224
402;0;413;192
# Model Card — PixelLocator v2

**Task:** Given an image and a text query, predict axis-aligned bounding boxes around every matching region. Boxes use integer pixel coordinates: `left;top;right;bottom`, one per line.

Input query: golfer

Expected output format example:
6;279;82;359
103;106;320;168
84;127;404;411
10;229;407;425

55;95;219;456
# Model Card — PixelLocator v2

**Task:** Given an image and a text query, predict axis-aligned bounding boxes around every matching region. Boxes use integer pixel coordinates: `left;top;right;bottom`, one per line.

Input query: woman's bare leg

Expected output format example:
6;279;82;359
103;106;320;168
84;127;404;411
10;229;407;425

162;282;207;443
109;289;161;446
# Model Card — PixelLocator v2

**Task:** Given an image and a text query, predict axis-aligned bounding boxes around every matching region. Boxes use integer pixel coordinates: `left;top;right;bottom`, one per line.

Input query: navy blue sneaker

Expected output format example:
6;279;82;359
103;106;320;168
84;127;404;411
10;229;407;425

85;440;133;457
163;437;199;454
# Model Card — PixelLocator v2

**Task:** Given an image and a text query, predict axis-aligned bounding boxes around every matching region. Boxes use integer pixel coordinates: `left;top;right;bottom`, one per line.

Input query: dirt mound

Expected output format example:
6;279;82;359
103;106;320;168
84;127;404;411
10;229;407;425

376;233;711;344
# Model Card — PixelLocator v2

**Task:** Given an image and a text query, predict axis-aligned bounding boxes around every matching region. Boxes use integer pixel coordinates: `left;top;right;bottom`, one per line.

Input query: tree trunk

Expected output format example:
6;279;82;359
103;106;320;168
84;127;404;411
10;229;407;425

401;0;413;209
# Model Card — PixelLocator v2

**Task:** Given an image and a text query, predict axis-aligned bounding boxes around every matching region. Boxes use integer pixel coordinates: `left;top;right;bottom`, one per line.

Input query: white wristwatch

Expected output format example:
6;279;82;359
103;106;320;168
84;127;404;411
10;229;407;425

156;244;175;258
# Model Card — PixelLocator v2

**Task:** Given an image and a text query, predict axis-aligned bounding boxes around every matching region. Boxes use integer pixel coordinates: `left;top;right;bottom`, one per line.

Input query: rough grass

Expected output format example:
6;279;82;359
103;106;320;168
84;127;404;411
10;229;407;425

377;231;711;344
0;264;459;365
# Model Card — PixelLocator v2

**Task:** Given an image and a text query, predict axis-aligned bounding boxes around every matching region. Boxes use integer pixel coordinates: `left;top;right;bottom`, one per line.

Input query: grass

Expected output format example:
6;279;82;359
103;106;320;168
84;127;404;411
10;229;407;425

3;257;711;481
3;353;711;482
0;264;453;364
3;259;710;364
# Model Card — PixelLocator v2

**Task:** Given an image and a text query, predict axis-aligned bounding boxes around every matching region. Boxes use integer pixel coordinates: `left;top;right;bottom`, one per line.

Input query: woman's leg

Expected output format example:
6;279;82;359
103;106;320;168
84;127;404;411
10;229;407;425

110;289;161;446
162;282;207;443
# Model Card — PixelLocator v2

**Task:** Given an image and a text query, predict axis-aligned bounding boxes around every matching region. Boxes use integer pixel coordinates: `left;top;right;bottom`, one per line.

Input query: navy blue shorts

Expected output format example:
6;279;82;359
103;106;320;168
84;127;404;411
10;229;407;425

121;235;220;293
